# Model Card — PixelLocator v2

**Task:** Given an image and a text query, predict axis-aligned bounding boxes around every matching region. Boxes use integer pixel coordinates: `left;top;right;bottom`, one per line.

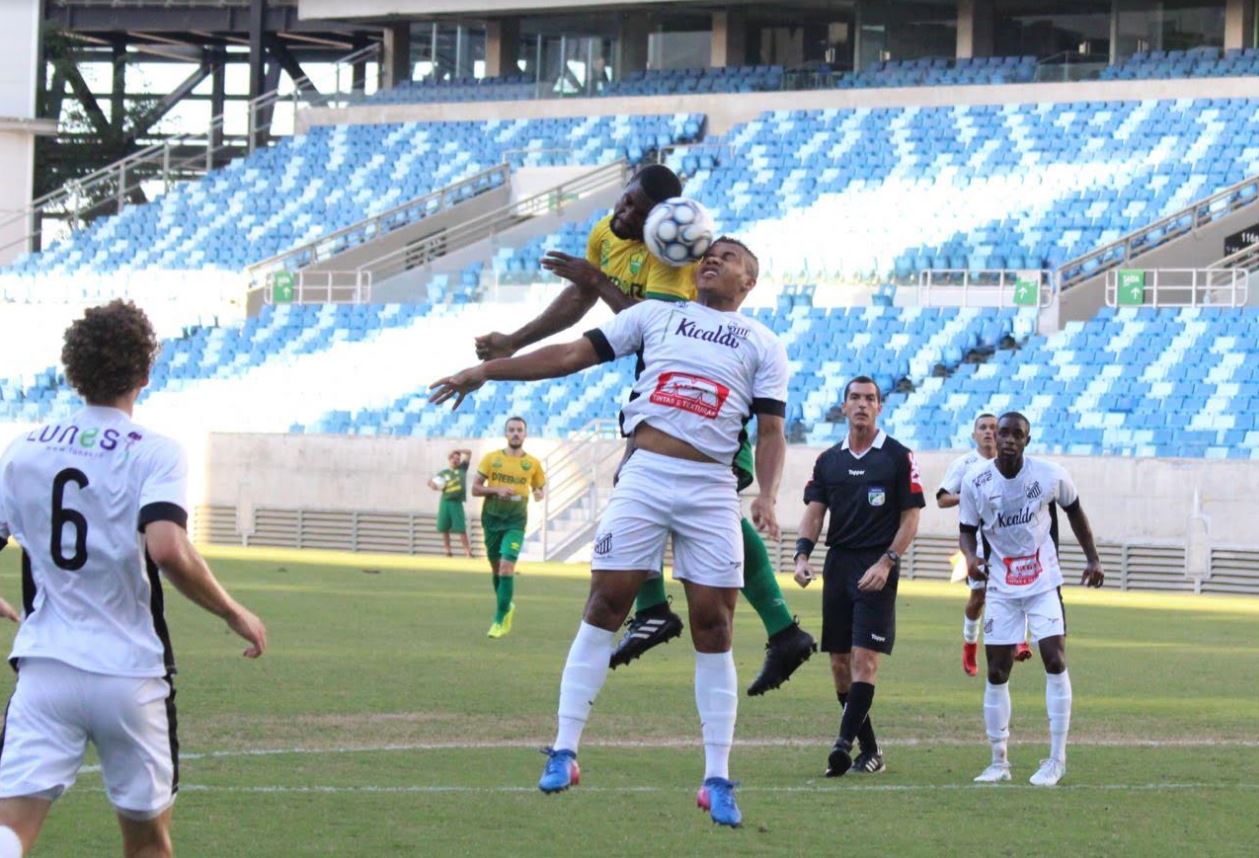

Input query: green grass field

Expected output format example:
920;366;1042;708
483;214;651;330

1;547;1256;856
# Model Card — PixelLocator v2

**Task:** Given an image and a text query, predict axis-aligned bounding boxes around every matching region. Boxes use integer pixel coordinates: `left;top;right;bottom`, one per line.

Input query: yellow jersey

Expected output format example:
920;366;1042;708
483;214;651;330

477;449;546;526
586;214;697;302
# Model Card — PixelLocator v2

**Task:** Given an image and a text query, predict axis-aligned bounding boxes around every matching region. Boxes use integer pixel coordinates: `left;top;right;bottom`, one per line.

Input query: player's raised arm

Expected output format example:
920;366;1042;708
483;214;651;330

475;284;599;360
145;521;267;658
431;337;602;410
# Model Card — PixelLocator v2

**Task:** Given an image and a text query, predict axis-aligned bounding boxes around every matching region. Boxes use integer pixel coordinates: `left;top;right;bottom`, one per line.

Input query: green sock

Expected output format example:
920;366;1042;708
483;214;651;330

491;572;500;593
740;517;795;637
494;575;514;623
634;575;669;614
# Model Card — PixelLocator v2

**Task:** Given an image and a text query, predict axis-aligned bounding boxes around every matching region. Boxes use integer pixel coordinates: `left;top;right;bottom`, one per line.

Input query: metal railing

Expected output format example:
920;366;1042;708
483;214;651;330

264;270;372;305
314;159;627;288
194;502;1259;596
247;163;509;286
917;269;1053;308
1208;240;1259;272
1057;172;1259;292
0;42;380;258
536;420;623;561
1103;267;1249;308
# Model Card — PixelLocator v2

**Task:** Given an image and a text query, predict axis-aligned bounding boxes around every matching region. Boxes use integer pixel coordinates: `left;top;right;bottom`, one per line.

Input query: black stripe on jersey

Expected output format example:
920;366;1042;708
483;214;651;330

139;502;188;531
583;329;615;363
1057;586;1068;637
20;550;35;616
1049;501;1060;555
751;397;786;417
164;674;180;794
144;550;176;675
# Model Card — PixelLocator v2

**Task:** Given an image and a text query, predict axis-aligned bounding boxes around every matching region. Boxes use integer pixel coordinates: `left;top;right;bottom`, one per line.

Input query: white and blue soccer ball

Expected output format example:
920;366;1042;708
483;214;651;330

643;197;715;266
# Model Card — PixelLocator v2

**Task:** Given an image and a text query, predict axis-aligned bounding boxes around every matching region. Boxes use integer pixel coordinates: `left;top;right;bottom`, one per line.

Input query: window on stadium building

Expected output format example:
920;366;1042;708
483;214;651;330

856;0;959;68
1114;0;1226;58
993;0;1112;61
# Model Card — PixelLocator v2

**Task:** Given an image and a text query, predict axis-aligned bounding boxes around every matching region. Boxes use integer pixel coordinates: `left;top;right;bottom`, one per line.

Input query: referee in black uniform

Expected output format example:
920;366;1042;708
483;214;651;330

793;376;924;777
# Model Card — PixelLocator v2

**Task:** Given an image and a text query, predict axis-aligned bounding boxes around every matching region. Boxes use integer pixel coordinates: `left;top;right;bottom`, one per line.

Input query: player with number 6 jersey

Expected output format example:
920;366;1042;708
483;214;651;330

0;300;267;858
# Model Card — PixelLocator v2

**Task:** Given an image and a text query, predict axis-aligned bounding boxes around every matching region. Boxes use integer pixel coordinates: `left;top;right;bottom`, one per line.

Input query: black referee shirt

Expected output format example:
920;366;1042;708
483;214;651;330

803;430;926;551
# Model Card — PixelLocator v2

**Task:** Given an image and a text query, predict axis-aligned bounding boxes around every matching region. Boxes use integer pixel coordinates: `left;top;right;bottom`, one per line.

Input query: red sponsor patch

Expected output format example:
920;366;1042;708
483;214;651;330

1003;550;1043;586
907;451;923;495
650;371;729;419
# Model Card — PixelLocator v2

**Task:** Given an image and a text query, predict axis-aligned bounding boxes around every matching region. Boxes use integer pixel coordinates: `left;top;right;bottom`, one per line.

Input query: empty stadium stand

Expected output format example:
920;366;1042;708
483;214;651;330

0;113;703;284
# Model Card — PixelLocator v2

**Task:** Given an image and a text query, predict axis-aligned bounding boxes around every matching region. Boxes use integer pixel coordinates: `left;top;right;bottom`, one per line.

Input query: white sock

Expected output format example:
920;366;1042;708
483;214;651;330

0;825;21;858
553;621;615;754
962;616;979;644
984;681;1011;766
1046;669;1072;764
694;650;738;781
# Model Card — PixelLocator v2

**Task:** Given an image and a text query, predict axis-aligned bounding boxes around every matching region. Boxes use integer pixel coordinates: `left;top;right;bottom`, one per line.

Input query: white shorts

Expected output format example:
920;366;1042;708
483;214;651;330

983;589;1065;646
591;449;743;588
0;657;178;820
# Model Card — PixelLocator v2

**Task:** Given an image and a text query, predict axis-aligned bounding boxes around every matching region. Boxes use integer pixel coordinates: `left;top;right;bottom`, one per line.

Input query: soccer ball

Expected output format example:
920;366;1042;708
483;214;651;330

643;197;715;266
432;474;448;489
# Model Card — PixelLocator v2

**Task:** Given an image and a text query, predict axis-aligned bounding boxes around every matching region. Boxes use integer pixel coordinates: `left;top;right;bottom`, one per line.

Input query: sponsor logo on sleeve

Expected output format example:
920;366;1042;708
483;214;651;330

907;451;923;494
650;371;730;419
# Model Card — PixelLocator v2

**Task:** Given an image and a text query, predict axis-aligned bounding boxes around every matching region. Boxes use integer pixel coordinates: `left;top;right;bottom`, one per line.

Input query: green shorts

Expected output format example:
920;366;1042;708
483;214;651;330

437;499;467;533
484;524;525;563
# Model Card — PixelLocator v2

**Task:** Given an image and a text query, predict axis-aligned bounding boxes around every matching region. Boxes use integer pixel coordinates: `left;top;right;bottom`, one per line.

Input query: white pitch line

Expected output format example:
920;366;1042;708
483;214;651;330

175;782;1259;795
76;736;1259;775
171;736;1259;761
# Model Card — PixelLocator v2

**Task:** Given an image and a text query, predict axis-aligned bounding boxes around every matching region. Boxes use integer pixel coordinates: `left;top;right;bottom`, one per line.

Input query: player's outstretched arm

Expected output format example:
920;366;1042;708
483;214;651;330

937;491;960;509
751;414;786;540
430;338;601;410
1064;501;1105;587
145;521;268;658
475;283;599;360
541;252;636;313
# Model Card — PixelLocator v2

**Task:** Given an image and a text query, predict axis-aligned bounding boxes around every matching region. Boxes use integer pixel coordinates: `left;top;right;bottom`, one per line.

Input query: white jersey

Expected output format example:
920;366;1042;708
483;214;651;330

959;456;1079;598
938;450;992;497
0;406;188;678
941;449;994;560
585;300;788;463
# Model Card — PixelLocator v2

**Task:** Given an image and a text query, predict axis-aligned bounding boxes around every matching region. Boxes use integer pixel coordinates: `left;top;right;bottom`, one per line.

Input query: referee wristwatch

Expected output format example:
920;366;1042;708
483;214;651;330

883;549;900;566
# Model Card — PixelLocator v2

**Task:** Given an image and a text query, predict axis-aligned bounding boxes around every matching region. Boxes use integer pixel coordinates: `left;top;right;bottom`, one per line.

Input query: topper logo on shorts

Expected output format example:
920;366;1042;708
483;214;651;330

650;371;729;419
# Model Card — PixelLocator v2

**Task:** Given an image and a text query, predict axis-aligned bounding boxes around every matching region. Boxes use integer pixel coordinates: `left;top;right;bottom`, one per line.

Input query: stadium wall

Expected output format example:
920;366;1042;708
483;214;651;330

299;77;1259;137
203;433;1258;547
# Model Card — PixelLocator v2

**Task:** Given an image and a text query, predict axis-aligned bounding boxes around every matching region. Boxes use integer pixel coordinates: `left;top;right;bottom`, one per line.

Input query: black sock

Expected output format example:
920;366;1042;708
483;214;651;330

836;691;879;752
838;682;876;748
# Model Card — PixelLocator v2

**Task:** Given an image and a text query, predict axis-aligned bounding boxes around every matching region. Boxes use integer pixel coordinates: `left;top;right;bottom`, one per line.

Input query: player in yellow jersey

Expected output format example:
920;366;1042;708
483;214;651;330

473;417;545;639
475;166;816;695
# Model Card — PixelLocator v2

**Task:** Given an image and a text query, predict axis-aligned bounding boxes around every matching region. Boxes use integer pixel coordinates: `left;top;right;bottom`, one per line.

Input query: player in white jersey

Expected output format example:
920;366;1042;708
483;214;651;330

431;238;787;827
936;413;1031;675
0;301;267;858
958;412;1103;787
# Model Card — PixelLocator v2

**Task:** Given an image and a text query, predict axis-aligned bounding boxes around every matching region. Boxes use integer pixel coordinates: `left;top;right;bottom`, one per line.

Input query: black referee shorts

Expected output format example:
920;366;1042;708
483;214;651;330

821;546;899;656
